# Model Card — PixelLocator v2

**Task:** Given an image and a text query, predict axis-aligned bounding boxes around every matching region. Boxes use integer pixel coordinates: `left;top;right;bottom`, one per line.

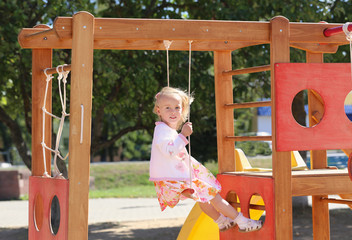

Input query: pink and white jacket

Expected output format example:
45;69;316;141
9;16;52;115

149;122;193;181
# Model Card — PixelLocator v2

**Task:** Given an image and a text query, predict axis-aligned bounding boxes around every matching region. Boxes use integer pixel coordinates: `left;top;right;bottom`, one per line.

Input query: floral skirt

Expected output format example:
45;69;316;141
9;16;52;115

153;159;222;211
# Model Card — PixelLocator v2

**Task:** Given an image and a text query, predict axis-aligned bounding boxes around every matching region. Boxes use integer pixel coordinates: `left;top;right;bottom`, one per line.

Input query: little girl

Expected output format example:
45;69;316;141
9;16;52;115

149;87;262;232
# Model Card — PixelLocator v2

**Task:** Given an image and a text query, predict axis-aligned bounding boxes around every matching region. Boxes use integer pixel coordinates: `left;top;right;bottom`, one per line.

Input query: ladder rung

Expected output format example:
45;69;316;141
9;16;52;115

43;64;72;75
226;136;272;142
223;65;271;76
225;100;271;109
321;197;352;205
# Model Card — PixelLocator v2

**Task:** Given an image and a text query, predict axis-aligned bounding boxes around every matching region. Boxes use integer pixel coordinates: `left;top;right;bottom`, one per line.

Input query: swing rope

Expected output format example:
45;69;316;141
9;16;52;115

42;65;70;178
163;40;173;87
163;40;194;190
187;40;193;190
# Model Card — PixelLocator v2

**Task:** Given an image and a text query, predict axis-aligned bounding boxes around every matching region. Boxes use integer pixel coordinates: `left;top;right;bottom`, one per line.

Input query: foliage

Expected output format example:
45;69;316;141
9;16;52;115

1;0;352;169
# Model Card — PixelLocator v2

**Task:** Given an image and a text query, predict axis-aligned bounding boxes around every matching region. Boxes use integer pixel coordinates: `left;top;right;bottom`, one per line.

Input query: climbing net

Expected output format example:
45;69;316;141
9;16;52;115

42;65;70;178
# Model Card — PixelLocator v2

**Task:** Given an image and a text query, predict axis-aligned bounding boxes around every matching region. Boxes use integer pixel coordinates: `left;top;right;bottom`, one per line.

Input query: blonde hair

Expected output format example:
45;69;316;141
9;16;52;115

153;87;194;129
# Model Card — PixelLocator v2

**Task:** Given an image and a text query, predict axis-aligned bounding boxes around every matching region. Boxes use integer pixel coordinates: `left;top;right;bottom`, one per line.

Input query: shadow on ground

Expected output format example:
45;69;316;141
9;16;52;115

1;208;352;240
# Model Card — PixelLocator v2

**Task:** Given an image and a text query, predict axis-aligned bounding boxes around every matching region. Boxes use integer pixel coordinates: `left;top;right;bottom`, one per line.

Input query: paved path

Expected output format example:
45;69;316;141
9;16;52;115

0;198;195;228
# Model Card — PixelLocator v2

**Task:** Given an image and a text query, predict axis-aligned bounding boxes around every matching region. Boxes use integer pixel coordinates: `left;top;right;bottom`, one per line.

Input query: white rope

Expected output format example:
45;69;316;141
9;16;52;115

187;40;193;190
42;65;70;178
343;22;352;83
163;40;173;87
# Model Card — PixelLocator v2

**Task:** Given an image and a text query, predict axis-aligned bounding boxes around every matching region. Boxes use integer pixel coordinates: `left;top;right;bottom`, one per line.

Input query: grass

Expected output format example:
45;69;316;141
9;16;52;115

89;157;272;199
89;161;155;198
17;157;273;200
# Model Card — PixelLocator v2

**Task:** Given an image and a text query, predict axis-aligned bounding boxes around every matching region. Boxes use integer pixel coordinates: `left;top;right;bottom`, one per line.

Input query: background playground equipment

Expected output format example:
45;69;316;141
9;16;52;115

18;12;352;240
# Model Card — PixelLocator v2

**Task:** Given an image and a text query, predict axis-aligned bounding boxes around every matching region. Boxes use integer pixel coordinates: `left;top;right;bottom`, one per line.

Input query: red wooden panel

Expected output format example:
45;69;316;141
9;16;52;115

28;176;69;240
275;63;352;151
217;174;275;240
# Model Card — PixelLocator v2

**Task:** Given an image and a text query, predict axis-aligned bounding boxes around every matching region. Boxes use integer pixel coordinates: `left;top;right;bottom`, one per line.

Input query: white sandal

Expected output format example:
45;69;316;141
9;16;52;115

215;214;236;232
235;212;263;232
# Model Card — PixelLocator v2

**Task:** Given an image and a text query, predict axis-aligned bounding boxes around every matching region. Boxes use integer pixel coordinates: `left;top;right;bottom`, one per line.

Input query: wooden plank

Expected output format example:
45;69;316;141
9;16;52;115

214;51;236;173
270;16;293;240
31;25;52;177
68;11;95;240
225;100;271;109
306;51;330;240
223;65;270;76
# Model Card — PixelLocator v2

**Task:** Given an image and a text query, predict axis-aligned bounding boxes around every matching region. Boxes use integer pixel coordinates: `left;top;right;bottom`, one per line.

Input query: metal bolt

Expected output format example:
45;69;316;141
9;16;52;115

99;27;102;29
224;41;228;44
82;64;85;67
206;29;209;32
62;26;65;30
173;28;175;31
280;29;283;32
43;37;47;40
136;27;139;30
83;25;87;29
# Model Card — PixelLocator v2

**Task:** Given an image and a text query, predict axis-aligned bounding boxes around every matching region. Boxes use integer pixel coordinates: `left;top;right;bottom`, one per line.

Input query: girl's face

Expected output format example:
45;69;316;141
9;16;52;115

157;94;183;129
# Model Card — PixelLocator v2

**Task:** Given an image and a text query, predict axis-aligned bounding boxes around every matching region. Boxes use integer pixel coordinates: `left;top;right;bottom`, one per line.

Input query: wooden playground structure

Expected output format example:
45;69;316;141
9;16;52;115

18;11;352;240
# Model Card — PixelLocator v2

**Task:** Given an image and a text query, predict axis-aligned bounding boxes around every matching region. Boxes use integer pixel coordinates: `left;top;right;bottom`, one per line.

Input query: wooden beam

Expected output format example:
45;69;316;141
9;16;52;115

31;25;52;177
68;11;94;240
270;16;293;240
18;18;351;50
214;51;236;173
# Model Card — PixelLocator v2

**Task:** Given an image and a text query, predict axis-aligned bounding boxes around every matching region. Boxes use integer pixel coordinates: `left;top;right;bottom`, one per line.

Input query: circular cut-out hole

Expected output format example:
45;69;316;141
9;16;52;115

50;195;61;235
249;193;266;225
344;90;352;122
34;193;44;231
226;191;241;212
291;89;324;128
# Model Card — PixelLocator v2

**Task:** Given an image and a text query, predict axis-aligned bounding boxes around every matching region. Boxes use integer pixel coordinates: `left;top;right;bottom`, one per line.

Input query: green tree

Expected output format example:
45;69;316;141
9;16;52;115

1;0;351;170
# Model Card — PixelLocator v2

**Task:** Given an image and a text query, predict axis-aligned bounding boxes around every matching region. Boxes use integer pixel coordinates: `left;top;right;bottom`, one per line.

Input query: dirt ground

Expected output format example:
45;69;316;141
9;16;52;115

1;208;352;240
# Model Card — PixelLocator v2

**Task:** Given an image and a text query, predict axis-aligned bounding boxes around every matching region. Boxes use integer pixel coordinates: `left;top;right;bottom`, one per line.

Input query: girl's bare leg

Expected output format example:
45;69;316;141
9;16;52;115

210;193;239;219
198;202;220;220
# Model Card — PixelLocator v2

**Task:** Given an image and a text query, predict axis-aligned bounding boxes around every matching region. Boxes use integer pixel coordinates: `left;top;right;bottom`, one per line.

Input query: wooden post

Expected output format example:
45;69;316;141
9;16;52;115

270;16;292;240
30;25;52;240
214;51;236;173
68;12;95;240
307;52;330;240
31;25;52;176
